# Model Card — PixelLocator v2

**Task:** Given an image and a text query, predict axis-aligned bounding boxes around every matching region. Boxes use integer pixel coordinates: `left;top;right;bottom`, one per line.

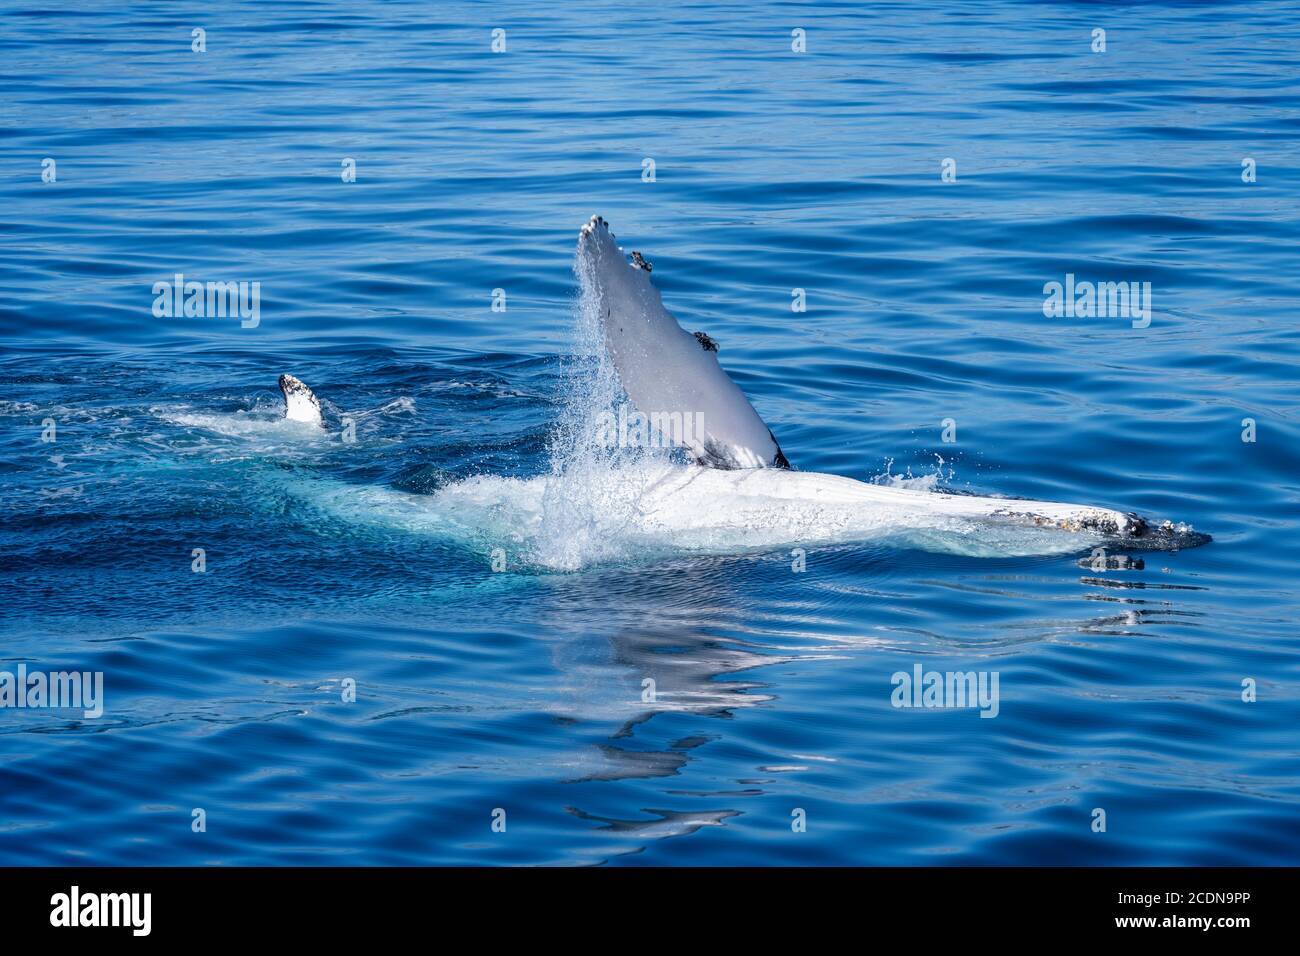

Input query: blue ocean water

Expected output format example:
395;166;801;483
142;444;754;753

2;0;1299;866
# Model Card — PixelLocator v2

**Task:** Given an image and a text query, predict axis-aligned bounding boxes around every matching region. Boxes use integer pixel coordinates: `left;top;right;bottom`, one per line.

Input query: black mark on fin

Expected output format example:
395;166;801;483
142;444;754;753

693;331;718;352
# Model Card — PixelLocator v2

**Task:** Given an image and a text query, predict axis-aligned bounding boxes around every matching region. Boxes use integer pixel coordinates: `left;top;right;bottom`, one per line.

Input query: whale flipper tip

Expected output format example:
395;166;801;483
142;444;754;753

279;373;324;427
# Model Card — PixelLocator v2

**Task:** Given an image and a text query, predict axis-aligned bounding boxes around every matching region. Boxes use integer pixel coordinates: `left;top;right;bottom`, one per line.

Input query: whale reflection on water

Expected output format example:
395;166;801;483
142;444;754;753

555;624;789;785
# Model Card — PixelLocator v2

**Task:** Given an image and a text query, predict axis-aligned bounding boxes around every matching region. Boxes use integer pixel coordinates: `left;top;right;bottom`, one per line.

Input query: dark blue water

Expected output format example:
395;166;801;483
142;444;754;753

2;0;1299;865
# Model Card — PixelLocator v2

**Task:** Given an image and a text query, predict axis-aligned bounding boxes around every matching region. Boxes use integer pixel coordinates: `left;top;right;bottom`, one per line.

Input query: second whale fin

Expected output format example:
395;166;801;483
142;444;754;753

279;374;325;427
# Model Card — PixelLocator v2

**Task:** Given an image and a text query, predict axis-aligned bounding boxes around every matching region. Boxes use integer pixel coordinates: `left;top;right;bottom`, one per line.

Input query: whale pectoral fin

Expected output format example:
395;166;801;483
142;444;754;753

577;215;791;469
278;374;325;427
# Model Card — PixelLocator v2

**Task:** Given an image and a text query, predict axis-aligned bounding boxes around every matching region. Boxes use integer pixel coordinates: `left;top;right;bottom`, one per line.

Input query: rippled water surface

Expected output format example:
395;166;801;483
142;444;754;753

2;0;1299;865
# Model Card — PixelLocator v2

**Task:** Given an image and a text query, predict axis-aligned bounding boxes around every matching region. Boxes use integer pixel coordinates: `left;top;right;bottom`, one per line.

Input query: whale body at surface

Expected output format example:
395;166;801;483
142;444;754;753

264;216;1209;567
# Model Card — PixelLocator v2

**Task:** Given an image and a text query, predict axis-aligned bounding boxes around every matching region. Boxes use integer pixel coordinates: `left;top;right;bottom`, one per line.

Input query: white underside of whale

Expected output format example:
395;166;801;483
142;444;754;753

295;459;1196;571
614;465;1143;536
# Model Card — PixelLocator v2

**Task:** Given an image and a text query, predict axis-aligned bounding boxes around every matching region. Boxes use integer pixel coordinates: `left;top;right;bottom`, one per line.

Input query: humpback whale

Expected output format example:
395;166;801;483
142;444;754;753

270;217;1208;562
571;215;1208;551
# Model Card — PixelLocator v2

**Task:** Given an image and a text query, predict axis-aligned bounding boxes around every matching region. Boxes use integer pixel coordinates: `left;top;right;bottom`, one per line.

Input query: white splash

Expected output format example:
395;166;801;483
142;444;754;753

527;243;680;569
